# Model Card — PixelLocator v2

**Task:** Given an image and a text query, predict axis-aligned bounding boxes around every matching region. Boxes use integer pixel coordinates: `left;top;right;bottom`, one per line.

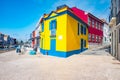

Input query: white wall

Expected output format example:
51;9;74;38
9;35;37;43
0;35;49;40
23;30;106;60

103;23;110;45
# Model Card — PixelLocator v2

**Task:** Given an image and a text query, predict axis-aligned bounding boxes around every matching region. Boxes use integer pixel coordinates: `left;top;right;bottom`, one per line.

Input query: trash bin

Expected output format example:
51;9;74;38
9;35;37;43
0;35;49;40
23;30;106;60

29;50;36;55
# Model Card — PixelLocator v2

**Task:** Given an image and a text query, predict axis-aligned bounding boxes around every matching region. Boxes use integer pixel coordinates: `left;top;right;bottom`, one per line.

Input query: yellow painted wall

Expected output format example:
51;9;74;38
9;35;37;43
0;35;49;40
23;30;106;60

66;15;88;51
56;14;67;51
40;13;67;52
40;7;88;52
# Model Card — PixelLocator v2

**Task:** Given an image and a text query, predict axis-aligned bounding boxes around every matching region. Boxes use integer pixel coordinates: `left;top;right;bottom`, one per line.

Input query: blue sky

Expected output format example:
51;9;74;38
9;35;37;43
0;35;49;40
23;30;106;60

0;0;110;41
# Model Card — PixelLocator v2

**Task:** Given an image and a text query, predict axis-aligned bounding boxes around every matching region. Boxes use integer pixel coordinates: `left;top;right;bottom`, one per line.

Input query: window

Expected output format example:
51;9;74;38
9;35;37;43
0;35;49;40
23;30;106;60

78;23;81;35
81;24;86;35
99;24;101;30
49;20;57;36
96;35;97;42
41;22;44;32
88;17;91;26
97;22;99;29
94;21;96;28
99;23;101;30
97;36;99;42
84;40;86;47
81;25;83;34
96;22;97;29
84;26;86;35
92;34;94;41
99;36;101;42
92;19;94;27
105;37;106;41
89;34;91;41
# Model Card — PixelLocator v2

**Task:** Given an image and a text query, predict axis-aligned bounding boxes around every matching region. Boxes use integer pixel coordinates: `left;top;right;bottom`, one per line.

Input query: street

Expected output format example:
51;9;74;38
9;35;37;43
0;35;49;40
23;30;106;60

0;48;15;53
0;48;120;80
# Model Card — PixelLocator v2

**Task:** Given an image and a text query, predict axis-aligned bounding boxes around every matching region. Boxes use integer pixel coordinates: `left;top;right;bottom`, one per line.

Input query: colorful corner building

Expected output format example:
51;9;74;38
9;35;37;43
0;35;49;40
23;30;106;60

40;5;88;57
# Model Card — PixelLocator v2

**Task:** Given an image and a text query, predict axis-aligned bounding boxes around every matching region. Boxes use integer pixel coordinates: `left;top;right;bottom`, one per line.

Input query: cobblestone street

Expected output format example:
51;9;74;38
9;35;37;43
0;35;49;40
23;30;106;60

0;48;120;80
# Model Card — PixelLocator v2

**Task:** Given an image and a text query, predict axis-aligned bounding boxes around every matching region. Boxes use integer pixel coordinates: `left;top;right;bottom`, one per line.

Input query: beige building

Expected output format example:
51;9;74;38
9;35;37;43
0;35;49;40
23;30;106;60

109;0;120;61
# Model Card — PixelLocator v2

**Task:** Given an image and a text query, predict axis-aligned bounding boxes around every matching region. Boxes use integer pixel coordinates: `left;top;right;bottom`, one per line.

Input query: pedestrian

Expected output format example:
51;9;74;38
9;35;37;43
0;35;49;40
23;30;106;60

33;45;37;52
16;45;21;54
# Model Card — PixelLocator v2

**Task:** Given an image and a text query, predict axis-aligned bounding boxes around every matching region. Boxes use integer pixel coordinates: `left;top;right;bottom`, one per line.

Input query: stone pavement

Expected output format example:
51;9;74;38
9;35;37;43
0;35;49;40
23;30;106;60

0;49;120;80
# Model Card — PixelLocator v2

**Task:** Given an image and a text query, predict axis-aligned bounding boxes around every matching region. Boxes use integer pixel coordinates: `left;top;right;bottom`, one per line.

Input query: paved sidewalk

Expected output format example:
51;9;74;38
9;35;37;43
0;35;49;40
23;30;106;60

81;46;111;55
0;50;120;80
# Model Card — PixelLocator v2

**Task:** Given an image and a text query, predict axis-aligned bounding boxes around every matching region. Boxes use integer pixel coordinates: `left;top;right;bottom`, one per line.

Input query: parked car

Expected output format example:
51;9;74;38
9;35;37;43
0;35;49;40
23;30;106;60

21;44;33;54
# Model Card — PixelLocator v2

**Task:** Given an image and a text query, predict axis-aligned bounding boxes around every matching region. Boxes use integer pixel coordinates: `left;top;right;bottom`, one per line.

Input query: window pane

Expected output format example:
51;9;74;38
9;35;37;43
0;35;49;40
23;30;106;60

78;23;80;35
97;22;99;29
81;25;83;34
96;35;97;42
84;27;86;35
88;17;91;26
96;22;97;29
89;34;91;41
92;34;94;41
84;40;86;47
50;20;56;36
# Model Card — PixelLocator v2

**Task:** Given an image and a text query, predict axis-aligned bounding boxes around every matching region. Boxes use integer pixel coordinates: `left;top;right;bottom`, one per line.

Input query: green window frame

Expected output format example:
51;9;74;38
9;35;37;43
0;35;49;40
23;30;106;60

81;25;83;34
41;22;44;32
78;23;81;35
49;20;57;36
84;40;86;47
84;27;86;35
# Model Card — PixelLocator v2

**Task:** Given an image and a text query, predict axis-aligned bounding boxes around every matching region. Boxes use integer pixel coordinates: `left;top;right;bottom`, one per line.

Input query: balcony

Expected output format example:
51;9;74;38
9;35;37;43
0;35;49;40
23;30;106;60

50;29;56;38
109;17;116;27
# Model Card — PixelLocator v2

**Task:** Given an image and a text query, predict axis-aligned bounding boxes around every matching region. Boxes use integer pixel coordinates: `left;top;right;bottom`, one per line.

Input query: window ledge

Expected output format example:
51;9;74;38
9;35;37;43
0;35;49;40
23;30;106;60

50;35;56;38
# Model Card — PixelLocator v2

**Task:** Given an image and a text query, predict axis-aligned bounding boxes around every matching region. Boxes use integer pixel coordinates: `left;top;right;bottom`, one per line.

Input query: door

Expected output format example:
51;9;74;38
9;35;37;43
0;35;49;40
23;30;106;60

50;39;56;54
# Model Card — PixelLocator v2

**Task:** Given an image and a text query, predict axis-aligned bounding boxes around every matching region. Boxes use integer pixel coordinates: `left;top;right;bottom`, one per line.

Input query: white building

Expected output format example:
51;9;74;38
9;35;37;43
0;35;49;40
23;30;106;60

102;20;111;45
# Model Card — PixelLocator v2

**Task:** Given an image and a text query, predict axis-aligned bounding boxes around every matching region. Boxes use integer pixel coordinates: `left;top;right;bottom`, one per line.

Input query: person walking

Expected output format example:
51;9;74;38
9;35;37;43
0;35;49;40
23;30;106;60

16;45;21;54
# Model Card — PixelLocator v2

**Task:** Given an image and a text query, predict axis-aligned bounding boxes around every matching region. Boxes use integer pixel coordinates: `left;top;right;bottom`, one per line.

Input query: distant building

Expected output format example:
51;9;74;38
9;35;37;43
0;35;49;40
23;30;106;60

71;7;104;49
0;33;17;48
31;24;40;48
4;35;11;48
0;33;4;48
31;30;36;48
102;20;111;45
35;24;40;48
40;5;88;57
109;0;120;61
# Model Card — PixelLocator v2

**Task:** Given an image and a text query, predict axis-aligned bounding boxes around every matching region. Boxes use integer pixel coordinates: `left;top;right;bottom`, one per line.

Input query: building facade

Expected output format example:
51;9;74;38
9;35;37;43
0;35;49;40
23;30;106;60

31;31;36;48
71;7;104;49
0;33;4;48
40;5;88;57
102;20;111;45
0;33;17;48
31;23;40;48
109;0;120;60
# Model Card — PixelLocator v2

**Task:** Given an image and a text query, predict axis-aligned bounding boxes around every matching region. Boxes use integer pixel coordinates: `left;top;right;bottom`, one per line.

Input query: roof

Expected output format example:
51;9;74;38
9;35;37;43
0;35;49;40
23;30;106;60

71;7;88;24
88;13;104;24
71;7;104;24
42;5;88;26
